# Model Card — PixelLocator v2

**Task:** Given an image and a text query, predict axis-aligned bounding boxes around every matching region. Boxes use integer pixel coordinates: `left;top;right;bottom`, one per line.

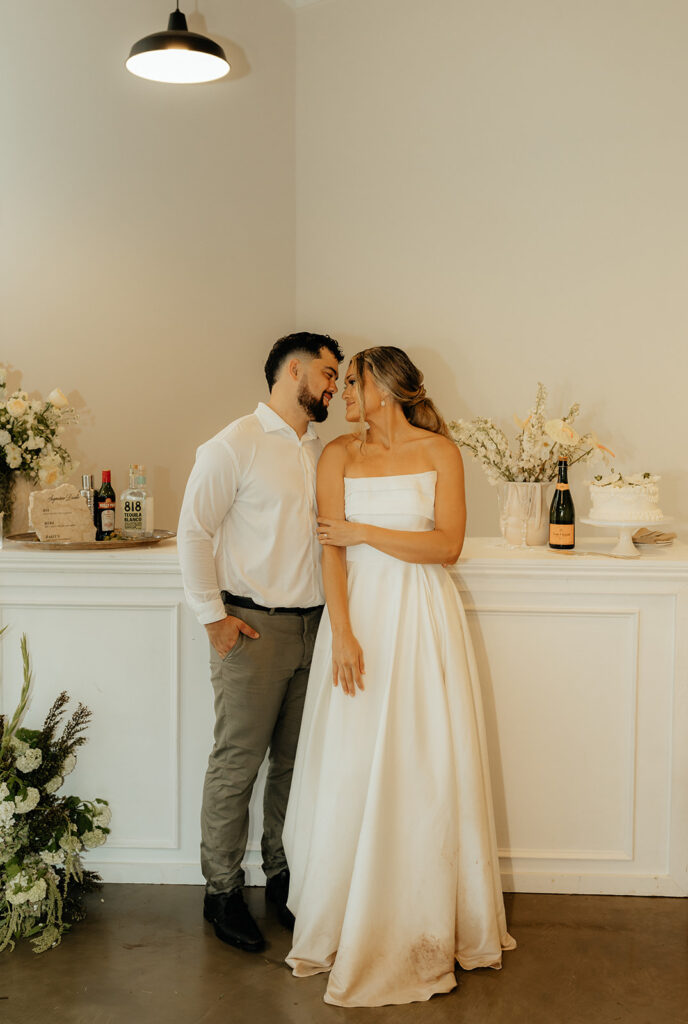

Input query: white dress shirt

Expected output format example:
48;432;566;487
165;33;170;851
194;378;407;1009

177;403;325;625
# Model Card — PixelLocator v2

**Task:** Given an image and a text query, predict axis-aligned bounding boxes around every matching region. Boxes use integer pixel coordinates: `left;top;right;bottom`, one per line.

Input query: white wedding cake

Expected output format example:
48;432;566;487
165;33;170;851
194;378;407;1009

587;473;663;523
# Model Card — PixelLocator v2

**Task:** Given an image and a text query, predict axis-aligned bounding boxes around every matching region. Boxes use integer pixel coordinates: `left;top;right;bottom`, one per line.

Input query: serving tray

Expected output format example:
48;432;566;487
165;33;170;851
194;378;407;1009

4;529;176;551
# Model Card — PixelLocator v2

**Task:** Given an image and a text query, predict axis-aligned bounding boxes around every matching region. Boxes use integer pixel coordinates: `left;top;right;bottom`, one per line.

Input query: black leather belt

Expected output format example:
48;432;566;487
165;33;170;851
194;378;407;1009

221;591;323;616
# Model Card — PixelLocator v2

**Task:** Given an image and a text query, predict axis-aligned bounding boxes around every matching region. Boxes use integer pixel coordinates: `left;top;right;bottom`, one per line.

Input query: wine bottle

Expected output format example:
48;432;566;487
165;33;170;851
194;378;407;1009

549;458;575;549
95;470;116;541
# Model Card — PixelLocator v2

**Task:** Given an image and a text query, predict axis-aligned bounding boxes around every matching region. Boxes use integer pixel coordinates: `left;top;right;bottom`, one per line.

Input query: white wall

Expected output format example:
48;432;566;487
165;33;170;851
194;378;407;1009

3;0;686;536
2;0;296;529
295;0;688;534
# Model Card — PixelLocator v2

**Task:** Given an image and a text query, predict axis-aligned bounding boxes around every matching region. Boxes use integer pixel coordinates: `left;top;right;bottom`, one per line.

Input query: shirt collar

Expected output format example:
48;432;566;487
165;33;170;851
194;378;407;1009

255;402;319;442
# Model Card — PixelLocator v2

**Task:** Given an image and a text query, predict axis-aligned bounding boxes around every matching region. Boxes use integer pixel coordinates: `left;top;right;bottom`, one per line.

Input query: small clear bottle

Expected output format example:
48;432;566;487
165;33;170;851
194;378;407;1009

79;473;96;523
121;464;151;538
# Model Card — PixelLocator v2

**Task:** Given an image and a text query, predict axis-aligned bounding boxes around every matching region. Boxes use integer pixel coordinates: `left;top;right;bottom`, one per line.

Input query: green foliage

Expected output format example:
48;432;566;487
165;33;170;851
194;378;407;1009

0;634;110;953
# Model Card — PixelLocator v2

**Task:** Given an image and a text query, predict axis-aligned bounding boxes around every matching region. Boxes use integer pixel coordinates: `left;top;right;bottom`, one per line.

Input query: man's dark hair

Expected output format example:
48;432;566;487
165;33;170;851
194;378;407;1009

264;332;344;390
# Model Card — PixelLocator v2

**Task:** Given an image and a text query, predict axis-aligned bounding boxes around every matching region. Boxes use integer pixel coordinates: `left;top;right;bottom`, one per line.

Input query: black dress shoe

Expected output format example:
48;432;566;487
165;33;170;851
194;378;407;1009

265;868;295;930
203;890;265;952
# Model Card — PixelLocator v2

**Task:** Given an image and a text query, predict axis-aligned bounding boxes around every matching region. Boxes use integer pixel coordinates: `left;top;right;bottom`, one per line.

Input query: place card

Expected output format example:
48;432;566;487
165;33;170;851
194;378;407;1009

29;484;97;543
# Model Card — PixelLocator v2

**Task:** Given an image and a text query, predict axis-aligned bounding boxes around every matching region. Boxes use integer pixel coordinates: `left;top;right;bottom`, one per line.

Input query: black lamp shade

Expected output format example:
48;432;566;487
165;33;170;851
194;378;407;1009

126;9;229;84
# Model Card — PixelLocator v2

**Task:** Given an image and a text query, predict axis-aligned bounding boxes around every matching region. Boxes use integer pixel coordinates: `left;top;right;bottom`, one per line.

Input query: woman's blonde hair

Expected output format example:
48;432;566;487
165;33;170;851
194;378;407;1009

350;346;449;439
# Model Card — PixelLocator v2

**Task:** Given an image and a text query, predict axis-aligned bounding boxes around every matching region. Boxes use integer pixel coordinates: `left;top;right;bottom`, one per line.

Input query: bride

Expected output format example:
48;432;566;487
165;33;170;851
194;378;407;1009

283;346;515;1007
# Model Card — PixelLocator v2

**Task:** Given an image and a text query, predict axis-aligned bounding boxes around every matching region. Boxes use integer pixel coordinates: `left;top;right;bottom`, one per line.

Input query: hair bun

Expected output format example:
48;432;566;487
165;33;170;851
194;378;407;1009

405;386;427;407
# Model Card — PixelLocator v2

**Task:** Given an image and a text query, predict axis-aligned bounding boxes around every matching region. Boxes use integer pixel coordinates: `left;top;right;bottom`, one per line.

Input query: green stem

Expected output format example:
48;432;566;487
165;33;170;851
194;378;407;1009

461;442;516;481
0;466;16;528
0;634;32;759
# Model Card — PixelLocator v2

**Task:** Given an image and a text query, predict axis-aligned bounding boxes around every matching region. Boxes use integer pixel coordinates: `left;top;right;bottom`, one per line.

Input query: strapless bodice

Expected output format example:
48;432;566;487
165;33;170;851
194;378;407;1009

344;471;436;564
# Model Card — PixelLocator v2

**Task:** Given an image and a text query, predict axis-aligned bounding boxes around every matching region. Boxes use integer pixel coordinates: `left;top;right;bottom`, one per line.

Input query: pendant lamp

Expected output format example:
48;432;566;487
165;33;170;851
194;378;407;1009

126;4;230;84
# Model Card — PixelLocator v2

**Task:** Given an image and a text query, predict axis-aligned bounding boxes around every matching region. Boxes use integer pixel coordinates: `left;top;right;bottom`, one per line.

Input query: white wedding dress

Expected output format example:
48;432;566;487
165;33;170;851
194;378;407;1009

283;471;515;1007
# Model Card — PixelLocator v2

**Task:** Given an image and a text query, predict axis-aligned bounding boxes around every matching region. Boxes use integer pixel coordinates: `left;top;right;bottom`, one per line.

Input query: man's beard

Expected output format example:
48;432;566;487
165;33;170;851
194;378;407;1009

297;380;330;422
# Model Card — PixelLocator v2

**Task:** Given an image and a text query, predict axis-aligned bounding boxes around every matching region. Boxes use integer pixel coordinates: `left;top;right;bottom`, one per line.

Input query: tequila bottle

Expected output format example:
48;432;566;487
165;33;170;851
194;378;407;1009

121;464;151;538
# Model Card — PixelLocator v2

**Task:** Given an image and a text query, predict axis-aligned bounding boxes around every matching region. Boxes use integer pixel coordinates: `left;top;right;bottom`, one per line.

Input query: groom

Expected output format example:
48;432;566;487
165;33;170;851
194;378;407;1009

177;332;343;953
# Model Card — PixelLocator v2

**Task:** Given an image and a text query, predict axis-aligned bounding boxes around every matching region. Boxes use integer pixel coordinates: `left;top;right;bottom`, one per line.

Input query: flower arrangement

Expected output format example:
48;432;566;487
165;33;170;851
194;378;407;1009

448;383;613;484
0;632;110;953
589;472;657;488
0;366;78;527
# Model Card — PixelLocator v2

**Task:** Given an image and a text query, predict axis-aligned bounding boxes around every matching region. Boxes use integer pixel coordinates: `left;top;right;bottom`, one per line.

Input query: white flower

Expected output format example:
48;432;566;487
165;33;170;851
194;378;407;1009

16;747;42;773
6;396;27;417
47;388;69;409
44;775;63;795
37;449;65;486
6;872;31;905
94;804;112;828
626;472;658;486
24;433;45;451
544;419;580;447
589;471;623;487
81;828;107;849
5;442;22;469
40;849;65;866
0;801;15;829
59;832;81;853
7;890;29;905
62;753;77;777
587;432;615;458
14;788;40;814
589;471;658;488
38;466;59;486
0;429;10;446
6;873;47;906
26;877;47;903
0;836;22;864
0;782;9;800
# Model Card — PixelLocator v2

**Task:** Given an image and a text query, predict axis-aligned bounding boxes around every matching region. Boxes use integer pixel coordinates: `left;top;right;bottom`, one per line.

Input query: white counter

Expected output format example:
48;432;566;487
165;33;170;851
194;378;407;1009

1;537;686;896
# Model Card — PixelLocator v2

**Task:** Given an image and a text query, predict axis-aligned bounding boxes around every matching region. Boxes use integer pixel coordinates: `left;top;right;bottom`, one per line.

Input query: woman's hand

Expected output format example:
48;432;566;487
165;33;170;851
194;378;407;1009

332;628;365;696
317;517;365;547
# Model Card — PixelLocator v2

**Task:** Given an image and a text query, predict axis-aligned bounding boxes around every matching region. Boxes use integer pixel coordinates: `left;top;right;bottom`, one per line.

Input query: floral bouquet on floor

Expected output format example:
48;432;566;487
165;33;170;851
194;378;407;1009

448;382;613;484
0;366;79;528
0;632;110;953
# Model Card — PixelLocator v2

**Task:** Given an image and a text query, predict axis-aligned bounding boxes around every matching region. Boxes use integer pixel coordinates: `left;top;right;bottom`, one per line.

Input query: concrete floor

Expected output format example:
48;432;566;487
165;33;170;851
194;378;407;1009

1;886;686;1024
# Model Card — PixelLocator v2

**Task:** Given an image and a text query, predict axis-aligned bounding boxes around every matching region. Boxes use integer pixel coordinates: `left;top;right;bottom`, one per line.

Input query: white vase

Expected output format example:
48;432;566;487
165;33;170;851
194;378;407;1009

9;475;33;535
498;481;551;547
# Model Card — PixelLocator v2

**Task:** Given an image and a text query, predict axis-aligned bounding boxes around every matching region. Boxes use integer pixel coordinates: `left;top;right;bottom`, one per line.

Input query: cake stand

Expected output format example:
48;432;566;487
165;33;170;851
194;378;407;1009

580;517;673;558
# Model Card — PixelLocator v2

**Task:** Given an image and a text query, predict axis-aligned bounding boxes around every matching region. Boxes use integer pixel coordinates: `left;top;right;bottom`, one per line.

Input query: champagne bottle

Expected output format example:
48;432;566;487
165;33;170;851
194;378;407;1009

549;458;575;549
95;470;116;541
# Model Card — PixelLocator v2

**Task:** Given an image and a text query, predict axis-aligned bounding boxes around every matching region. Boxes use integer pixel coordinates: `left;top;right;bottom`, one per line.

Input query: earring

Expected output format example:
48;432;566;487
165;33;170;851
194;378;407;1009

381;399;386;407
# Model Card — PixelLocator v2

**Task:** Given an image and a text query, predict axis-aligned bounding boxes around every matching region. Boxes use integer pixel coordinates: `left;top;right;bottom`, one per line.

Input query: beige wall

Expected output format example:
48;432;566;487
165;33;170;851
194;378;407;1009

4;0;687;535
295;0;688;534
2;0;295;529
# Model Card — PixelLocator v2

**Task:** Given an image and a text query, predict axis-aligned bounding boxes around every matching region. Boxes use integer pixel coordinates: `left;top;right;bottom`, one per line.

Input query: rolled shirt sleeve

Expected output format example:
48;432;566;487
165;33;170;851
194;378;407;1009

177;440;239;625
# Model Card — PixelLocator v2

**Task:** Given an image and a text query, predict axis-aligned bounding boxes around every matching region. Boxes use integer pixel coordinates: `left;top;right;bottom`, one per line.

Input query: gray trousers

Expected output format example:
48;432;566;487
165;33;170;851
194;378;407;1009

200;600;322;895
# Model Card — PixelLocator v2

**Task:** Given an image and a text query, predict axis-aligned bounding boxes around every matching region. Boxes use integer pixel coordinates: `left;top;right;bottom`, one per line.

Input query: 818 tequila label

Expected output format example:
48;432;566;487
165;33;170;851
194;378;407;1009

123;498;144;532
